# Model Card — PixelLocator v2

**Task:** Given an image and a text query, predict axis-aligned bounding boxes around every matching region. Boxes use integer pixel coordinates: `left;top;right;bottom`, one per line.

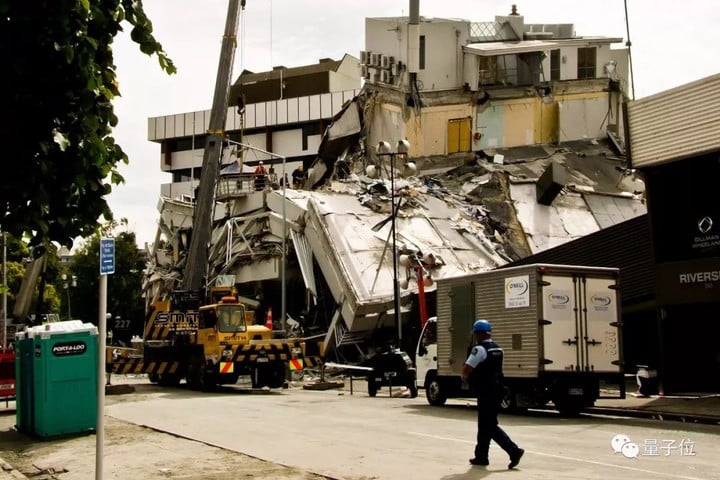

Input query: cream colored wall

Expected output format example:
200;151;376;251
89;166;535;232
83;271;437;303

369;104;407;155
370;102;474;157
419;105;474;155
502;99;535;147
557;91;609;142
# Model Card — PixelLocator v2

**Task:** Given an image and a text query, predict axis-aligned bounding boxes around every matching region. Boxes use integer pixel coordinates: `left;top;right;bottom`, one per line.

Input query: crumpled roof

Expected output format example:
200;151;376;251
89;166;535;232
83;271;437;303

144;85;646;351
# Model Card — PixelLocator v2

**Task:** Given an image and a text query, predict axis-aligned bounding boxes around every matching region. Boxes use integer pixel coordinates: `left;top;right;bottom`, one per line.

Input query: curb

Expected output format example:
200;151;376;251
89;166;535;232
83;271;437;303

586;407;720;425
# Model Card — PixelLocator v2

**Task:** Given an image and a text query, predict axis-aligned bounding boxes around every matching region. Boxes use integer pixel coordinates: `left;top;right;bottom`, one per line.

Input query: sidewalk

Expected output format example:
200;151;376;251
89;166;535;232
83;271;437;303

1;379;718;479
592;391;720;424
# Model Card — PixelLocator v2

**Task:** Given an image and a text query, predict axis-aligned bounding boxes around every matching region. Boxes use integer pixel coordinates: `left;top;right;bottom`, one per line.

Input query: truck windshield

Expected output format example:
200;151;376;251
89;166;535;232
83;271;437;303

217;305;247;333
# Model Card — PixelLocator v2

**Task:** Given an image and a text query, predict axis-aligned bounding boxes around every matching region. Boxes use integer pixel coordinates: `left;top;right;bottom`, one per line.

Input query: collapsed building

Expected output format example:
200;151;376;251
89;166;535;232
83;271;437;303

143;5;645;361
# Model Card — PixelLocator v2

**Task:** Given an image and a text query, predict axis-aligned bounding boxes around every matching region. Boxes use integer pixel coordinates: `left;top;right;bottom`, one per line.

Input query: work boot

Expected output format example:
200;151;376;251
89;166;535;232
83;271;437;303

469;457;489;466
508;448;524;469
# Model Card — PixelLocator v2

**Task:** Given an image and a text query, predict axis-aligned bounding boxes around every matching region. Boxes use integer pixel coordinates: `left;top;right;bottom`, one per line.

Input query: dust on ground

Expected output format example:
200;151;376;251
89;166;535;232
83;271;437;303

0;379;331;480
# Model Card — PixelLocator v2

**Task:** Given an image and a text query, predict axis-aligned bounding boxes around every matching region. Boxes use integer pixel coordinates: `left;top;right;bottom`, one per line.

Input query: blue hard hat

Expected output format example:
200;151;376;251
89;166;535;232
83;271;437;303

472;319;492;333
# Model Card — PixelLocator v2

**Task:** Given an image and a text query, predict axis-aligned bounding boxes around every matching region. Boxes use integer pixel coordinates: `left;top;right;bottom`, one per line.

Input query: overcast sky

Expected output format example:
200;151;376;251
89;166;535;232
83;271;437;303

108;0;720;248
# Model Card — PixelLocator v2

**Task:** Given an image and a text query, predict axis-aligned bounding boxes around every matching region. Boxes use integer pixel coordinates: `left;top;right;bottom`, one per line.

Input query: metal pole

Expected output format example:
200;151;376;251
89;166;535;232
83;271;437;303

390;154;402;346
281;155;287;333
66;287;71;320
2;232;6;351
226;140;287;333
95;274;107;480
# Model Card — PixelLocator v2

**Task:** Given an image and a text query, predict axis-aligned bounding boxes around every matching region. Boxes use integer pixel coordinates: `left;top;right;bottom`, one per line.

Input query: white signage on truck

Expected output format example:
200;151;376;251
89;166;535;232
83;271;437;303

547;290;572;311
504;275;530;308
589;291;614;318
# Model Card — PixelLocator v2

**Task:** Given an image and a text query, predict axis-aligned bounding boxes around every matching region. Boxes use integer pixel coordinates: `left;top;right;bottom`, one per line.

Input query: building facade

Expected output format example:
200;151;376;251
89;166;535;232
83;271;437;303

147;55;361;200
360;6;628;158
627;73;720;393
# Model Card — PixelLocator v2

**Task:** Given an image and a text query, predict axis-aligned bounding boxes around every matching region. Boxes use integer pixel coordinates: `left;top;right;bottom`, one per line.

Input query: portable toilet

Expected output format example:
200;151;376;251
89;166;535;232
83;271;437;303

17;321;98;437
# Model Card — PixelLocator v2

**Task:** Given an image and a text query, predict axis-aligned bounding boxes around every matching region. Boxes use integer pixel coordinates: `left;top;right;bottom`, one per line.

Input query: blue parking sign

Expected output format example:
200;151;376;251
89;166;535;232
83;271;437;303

100;237;115;275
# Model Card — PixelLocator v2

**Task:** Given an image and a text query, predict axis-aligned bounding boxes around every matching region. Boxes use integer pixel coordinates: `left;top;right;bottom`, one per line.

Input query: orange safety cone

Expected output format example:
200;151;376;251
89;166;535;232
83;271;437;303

265;307;273;330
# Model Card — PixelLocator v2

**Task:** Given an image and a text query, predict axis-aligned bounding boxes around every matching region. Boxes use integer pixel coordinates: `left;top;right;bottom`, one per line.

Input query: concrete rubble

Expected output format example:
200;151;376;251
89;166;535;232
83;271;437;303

141;91;646;361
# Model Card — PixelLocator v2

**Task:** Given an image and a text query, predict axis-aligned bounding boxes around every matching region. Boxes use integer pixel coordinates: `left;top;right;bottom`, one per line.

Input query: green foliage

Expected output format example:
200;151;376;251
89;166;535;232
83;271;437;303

2;234;31;263
1;261;24;307
0;0;175;247
0;248;62;321
70;229;144;331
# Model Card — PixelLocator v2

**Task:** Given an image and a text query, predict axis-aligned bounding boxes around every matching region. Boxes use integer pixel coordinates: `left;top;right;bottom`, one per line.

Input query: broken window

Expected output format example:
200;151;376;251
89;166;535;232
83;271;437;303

496;55;518;85
517;52;545;85
478;56;497;86
577;47;597;79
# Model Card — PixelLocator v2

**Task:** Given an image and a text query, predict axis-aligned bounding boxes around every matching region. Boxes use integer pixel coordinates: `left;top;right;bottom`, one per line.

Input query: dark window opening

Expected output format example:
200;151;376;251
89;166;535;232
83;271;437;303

550;49;560;81
162;135;207;154
301;122;322;151
577;47;597;79
518;52;544;85
419;35;426;70
172;168;201;183
199;308;217;329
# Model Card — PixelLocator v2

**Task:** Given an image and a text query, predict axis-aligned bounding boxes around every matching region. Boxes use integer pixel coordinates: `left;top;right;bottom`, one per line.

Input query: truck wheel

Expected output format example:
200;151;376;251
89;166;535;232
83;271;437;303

158;373;182;386
266;363;286;389
188;356;210;390
554;399;584;417
252;363;285;389
367;378;378;397
408;383;418;398
148;373;160;384
426;377;446;406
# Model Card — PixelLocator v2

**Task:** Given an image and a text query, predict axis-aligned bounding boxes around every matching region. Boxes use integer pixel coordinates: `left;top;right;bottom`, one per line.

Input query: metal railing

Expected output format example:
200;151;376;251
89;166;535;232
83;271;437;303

215;173;267;200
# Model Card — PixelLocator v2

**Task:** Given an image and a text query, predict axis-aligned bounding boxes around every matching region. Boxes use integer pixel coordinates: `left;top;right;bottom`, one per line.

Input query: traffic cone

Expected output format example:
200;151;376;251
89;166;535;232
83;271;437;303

265;307;273;330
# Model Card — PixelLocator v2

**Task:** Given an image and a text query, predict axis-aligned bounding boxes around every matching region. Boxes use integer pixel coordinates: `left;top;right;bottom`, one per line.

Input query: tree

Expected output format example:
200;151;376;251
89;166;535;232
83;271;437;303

0;0;175;247
0;234;62;322
70;229;145;341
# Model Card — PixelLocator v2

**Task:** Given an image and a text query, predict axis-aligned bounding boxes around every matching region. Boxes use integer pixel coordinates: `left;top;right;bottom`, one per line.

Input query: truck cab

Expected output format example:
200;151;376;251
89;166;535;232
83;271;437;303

415;317;438;395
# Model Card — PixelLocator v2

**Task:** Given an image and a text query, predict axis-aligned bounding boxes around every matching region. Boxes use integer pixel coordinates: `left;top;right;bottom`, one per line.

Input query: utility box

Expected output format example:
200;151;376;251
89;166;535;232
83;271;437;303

15;321;98;438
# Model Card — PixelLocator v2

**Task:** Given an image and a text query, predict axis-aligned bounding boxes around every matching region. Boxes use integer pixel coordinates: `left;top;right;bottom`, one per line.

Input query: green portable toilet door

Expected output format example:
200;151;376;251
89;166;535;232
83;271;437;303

33;333;98;437
15;338;35;434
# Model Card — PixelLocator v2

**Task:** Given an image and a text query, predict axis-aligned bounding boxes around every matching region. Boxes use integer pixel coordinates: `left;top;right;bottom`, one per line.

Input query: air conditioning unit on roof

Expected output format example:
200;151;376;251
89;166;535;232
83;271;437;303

360;50;370;65
381;55;394;69
370;52;381;66
361;65;369;79
380;69;392;84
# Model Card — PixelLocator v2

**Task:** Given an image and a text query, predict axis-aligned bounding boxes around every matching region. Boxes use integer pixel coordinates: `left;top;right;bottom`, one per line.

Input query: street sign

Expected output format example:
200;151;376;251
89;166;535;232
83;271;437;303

100;238;115;275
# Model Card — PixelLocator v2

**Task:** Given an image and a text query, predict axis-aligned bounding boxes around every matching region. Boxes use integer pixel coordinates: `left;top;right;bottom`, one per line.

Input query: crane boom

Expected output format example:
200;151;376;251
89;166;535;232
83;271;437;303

182;0;244;292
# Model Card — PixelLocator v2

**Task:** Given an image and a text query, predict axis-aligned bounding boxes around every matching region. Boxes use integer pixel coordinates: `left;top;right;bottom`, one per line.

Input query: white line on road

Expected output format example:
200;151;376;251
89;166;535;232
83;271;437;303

408;432;709;480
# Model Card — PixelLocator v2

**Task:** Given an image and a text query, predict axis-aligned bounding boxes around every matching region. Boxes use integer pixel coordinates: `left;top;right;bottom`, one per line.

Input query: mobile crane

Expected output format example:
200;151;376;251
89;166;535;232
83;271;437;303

110;0;305;389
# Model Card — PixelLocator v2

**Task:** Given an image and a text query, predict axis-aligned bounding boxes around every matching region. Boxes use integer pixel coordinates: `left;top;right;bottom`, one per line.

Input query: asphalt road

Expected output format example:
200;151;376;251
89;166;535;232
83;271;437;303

106;383;720;480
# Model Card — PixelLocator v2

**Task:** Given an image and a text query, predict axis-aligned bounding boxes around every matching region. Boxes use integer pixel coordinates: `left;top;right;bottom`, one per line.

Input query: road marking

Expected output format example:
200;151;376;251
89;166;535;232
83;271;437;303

408;432;709;480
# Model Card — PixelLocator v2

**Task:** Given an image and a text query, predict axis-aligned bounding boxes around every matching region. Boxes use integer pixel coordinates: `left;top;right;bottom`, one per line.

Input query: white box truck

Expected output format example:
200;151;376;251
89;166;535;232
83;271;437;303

415;264;625;415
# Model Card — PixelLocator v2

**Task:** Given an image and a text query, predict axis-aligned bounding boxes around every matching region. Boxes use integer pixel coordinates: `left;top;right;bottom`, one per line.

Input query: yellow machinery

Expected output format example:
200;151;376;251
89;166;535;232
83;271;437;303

111;289;304;390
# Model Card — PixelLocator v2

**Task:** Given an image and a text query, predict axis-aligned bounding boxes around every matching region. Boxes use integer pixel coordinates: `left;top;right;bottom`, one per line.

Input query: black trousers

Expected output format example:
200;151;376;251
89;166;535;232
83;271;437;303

474;394;520;460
